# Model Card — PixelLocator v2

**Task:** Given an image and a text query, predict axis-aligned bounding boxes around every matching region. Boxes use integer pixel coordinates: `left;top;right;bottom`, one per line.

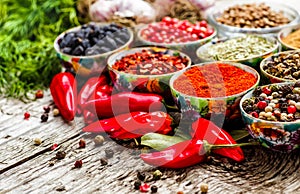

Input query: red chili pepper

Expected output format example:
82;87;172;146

82;111;172;139
77;75;109;113
83;110;98;124
191;118;244;162
140;139;206;168
50;72;77;121
82;92;163;118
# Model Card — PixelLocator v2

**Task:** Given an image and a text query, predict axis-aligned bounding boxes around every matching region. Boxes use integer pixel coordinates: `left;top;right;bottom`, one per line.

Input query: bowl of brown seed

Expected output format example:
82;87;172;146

206;0;300;37
260;50;300;84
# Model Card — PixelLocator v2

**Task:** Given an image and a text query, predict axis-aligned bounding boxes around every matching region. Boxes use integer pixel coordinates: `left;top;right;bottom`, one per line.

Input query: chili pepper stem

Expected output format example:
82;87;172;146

134;138;139;146
203;140;260;155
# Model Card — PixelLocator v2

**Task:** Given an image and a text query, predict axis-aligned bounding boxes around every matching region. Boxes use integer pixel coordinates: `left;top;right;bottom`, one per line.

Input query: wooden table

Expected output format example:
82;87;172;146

1;1;300;193
0;91;300;194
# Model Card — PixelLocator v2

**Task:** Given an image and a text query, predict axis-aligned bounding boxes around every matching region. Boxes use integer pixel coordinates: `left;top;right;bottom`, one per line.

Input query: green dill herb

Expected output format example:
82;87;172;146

0;0;80;100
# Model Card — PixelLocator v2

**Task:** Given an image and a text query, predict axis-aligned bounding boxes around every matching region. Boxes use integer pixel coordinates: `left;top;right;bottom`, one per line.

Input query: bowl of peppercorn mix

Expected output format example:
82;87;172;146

107;46;192;97
260;50;300;84
54;22;134;76
240;82;300;152
169;61;260;122
206;0;300;37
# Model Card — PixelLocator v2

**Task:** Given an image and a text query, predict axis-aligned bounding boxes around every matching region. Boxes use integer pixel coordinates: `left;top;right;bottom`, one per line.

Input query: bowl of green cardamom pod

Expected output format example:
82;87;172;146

196;35;280;70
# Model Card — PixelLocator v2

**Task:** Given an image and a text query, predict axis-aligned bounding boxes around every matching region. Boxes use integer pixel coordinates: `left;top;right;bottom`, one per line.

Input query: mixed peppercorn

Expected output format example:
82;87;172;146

262;51;300;81
242;82;300;122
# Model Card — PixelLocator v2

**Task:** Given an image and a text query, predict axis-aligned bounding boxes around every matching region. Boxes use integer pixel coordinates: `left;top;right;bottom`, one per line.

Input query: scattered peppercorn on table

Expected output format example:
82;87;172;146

1;0;300;193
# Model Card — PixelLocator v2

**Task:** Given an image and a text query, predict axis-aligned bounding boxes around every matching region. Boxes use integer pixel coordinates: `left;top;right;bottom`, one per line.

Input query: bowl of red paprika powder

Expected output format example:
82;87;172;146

107;46;192;97
169;62;260;122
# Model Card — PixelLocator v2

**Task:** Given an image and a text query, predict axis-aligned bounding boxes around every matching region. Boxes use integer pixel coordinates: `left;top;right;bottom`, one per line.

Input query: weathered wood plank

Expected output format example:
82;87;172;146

0;91;84;172
1;132;300;193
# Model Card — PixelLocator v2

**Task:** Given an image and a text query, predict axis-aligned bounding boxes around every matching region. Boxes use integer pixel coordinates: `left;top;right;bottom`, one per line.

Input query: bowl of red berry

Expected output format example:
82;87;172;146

137;17;216;60
240;82;300;152
107;46;192;97
54;22;134;76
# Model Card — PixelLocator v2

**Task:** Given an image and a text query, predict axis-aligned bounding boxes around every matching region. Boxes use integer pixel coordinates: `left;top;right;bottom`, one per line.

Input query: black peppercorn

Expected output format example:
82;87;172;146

151;185;158;193
100;158;108;166
134;181;142;190
105;148;114;158
56;151;66;160
137;171;146;181
41;113;49;122
43;106;51;113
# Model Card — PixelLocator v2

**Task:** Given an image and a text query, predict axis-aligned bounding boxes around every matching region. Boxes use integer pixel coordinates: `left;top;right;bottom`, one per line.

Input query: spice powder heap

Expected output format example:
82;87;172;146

173;63;257;98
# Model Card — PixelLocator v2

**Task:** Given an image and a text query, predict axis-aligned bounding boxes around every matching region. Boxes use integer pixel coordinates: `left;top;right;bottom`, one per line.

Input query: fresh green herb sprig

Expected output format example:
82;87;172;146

0;0;80;100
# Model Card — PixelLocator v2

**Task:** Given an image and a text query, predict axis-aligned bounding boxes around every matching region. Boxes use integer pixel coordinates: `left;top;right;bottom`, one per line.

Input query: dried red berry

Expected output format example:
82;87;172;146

287;105;297;114
79;139;86;148
250;111;258;118
139;183;150;192
257;101;268;110
262;87;272;95
74;160;83;168
51;143;58;150
35;90;44;98
24;112;30;120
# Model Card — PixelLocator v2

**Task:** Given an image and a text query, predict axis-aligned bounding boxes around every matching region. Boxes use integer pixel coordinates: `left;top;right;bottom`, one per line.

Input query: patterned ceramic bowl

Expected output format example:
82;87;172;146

54;22;134;76
169;62;260;122
278;24;300;51
196;35;279;70
136;23;217;61
260;50;300;84
240;82;300;152
107;46;192;95
206;0;300;37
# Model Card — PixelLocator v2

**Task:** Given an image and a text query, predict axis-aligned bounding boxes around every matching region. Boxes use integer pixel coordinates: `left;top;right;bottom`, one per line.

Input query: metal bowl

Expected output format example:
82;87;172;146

196;35;279;70
278;24;300;50
206;0;300;37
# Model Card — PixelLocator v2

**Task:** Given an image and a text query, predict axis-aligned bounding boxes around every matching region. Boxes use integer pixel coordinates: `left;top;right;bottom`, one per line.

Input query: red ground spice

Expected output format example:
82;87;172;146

173;63;257;98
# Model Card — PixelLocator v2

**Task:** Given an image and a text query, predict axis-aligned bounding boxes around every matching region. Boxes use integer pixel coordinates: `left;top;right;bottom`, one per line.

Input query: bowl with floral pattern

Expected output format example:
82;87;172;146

107;46;192;97
169;61;260;123
240;82;300;152
54;22;134;76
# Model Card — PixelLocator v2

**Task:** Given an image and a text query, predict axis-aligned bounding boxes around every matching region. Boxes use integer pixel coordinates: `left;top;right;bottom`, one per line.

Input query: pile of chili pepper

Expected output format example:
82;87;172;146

140;118;249;169
50;72;171;139
82;111;173;139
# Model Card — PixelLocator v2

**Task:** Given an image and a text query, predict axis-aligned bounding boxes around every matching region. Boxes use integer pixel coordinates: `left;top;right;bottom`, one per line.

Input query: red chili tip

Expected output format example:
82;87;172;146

24;112;30;120
51;143;58;150
139;183;150;193
35;90;44;99
74;160;83;168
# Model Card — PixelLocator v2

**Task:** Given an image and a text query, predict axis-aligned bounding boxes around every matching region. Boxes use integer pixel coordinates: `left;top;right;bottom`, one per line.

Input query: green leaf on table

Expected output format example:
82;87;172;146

141;133;186;151
229;128;250;142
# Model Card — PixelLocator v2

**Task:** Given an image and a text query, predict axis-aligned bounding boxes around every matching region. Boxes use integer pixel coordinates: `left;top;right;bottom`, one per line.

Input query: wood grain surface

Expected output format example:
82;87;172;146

0;91;300;194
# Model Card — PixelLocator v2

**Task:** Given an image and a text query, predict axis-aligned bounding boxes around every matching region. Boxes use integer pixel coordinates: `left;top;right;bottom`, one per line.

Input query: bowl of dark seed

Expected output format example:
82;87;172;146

240;82;300;152
196;35;279;70
260;50;300;84
54;22;134;76
206;0;300;37
107;46;192;96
